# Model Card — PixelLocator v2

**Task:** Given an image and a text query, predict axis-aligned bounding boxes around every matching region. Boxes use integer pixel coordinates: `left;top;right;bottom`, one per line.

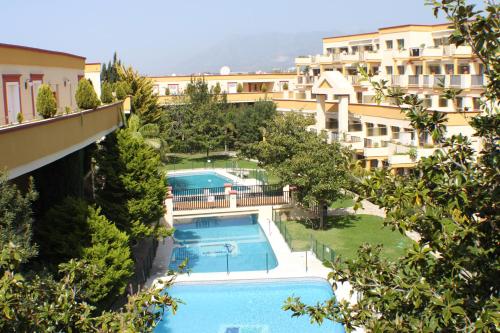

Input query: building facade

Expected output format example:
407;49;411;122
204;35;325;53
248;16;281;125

0;43;86;126
150;72;296;104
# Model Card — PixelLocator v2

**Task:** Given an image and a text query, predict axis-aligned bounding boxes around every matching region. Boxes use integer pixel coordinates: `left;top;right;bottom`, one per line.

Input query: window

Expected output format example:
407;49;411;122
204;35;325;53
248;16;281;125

459;65;470;74
371;66;379;75
456;96;463;110
356;91;362;103
385;40;393;49
473;97;481;110
424;94;432;107
2;74;22;124
439;97;448;107
397;65;405;75
351;46;358;53
433;38;443;47
445;64;455;74
326;48;334;54
385;66;393;75
415;65;423;75
428;65;441;74
168;84;179;95
152;85;159;95
397;39;405;49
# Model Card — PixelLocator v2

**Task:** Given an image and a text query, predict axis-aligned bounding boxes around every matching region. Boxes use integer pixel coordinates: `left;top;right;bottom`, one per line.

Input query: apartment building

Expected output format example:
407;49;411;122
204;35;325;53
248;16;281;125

0;43;127;180
0;43;86;126
279;23;485;174
84;63;102;98
150;72;296;104
294;23;484;112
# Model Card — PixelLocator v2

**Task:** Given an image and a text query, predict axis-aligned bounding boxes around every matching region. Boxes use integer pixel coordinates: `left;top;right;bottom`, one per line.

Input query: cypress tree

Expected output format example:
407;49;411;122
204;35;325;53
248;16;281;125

76;79;100;110
36;84;57;118
100;82;114;104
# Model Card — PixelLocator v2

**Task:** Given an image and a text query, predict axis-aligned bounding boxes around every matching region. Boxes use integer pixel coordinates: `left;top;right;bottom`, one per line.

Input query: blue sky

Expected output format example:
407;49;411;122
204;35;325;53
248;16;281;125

0;0;485;75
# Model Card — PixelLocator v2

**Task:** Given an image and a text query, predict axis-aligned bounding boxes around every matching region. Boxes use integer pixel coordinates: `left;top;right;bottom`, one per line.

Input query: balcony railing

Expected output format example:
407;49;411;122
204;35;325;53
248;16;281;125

471;75;484;87
433;75;446;88
450;75;462;87
364;139;389;148
408;75;420;86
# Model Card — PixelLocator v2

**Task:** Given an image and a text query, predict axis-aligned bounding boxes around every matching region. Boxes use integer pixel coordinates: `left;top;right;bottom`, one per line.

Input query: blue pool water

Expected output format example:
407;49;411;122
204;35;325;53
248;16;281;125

154;279;345;333
169;214;278;273
168;171;233;191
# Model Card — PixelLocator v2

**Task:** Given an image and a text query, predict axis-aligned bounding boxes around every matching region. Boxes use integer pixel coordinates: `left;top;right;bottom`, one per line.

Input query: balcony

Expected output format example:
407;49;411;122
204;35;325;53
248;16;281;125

366;127;388;136
295;56;313;65
348;123;363;132
0;100;127;180
363;51;382;61
449;75;462;88
346;75;360;85
433;75;446;88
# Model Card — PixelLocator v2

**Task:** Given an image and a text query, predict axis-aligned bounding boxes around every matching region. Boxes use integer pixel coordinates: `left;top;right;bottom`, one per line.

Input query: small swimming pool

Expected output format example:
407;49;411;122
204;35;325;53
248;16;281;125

168;171;233;191
169;214;277;273
154;279;345;333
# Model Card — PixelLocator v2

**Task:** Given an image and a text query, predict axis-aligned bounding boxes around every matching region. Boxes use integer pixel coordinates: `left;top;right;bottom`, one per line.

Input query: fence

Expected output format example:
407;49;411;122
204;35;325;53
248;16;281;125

171;184;290;210
173;186;229;210
272;209;337;263
109;237;159;310
237;184;290;207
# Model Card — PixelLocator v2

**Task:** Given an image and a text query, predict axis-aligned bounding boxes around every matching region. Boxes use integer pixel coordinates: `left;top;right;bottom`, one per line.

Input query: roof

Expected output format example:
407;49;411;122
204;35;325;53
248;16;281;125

0;43;85;60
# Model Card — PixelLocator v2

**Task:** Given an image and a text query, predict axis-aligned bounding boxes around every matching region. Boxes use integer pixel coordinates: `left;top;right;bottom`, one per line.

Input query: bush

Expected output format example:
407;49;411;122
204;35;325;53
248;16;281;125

76;79;100;110
100;81;114;104
283;82;289;90
213;82;221;95
237;83;243;93
36;84;57;119
35;197;90;267
114;81;130;100
17;112;24;123
260;84;268;93
82;207;133;306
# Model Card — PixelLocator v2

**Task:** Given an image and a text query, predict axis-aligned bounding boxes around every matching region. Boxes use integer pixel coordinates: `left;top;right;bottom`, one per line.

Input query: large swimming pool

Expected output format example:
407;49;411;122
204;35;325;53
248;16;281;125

169;214;277;273
168;171;233;191
154;279;345;333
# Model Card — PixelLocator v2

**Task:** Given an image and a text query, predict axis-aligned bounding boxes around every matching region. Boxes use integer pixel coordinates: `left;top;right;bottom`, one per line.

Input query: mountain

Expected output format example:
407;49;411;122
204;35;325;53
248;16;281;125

164;31;341;75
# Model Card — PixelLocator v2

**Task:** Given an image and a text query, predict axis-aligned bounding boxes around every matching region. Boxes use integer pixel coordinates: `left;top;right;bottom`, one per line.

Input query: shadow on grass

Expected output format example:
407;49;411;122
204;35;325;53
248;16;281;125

297;214;360;231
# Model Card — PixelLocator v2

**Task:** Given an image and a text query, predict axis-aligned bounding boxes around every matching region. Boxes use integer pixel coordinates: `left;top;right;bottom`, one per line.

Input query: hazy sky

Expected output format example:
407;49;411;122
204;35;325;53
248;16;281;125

0;0;485;75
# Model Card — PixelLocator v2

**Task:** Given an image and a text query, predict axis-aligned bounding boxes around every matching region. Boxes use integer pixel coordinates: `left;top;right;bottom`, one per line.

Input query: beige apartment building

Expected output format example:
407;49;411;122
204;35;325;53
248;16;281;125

0;43;87;126
150;72;296;104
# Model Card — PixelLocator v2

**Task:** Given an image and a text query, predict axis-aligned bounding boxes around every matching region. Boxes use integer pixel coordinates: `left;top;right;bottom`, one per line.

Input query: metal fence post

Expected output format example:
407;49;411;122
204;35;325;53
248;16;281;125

266;253;269;274
226;253;229;275
305;250;308;272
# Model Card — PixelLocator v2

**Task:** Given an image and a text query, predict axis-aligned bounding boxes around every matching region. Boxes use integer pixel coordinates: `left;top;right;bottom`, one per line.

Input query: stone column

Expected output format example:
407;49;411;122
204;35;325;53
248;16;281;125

229;190;237;208
164;194;174;227
224;183;232;195
338;95;349;135
316;94;326;132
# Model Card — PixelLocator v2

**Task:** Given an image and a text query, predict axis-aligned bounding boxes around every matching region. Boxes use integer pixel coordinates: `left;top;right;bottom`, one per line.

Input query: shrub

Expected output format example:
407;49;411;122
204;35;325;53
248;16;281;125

408;147;418;161
213;82;221;95
64;106;71;114
283;82;289;90
114;81;130;100
82;207;134;306
76;79;100;110
237;83;243;93
36;84;57;119
165;87;170;96
17;112;24;123
260;84;268;93
100;81;114;104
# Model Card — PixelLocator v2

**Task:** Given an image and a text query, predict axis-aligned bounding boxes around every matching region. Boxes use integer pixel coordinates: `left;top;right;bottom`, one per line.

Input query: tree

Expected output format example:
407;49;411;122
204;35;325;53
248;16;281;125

0;174;37;263
284;1;500;331
114;81;130;100
35;197;90;267
76;79;100;110
233;101;277;149
249;113;350;229
117;65;161;124
101;81;114;104
36;84;57;118
0;244;178;332
94;121;167;239
213;82;222;95
82;207;134;307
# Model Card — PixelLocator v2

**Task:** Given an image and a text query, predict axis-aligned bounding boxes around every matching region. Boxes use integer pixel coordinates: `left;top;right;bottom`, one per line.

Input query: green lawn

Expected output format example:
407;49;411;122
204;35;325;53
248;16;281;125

285;214;412;260
162;152;280;183
330;196;355;209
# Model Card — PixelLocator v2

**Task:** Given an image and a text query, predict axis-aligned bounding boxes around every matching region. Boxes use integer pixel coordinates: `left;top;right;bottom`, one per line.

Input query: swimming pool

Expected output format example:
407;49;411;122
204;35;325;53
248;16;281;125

154;279;345;333
169;214;278;273
168;171;233;191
